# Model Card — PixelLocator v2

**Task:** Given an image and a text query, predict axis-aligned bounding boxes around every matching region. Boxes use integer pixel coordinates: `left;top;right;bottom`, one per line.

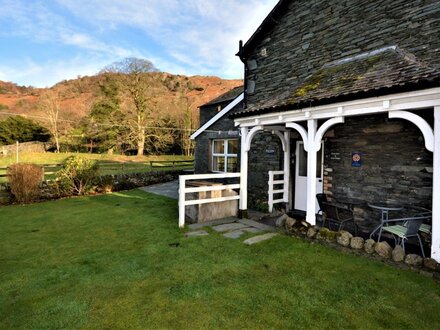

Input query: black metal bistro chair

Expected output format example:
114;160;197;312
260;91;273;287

321;201;358;235
316;193;328;215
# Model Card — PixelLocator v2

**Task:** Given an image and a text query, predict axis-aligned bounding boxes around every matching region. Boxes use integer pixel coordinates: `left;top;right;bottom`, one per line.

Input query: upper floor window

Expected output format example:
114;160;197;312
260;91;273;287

212;139;238;172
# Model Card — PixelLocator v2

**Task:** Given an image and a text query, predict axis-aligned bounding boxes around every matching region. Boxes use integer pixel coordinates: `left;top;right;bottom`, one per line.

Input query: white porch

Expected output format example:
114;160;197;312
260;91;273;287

235;87;440;261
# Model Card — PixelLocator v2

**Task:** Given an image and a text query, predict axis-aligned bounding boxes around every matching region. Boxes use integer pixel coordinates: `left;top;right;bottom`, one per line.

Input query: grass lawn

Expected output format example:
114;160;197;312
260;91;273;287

1;190;439;329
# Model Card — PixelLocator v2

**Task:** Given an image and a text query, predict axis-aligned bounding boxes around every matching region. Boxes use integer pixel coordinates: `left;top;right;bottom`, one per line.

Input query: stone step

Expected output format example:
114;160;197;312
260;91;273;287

238;219;275;232
212;222;248;232
187;218;237;230
223;230;245;239
243;233;278;245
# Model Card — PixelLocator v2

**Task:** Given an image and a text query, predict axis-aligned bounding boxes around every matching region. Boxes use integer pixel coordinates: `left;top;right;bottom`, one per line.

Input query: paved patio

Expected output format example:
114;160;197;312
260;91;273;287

140;180;179;199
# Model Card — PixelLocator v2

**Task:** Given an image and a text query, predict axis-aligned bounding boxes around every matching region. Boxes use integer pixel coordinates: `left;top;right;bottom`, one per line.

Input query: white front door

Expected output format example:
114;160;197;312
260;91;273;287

294;141;324;212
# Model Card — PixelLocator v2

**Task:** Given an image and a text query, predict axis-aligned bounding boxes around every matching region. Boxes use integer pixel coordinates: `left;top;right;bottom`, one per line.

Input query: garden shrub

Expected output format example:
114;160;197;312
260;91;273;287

57;156;99;195
7;163;43;203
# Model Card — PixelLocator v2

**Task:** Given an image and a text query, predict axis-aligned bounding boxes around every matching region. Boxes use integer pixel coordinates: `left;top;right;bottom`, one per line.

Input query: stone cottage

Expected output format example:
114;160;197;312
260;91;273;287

189;0;440;261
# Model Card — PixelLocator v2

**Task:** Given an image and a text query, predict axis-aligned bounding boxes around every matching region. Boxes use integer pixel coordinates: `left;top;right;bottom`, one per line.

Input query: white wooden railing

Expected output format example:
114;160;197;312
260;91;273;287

178;173;241;228
268;170;288;213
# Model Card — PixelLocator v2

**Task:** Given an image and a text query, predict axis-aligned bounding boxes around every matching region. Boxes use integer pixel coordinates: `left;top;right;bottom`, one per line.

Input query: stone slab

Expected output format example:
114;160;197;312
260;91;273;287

243;233;278;245
212;222;248;232
248;210;267;221
223;230;245;239
238;219;275;232
140;180;178;199
187;218;237;230
242;227;262;233
185;230;209;237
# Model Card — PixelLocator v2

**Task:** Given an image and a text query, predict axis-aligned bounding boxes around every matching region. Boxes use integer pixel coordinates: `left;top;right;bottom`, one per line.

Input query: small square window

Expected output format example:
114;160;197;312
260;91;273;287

211;139;238;173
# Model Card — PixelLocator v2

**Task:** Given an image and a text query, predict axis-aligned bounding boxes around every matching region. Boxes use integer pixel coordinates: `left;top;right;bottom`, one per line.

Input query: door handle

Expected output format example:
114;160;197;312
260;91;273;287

318;179;323;182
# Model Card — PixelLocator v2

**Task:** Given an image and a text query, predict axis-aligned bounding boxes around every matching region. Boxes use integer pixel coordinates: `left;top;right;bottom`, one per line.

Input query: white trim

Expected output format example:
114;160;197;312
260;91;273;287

286;122;308;151
314;117;345;151
432;106;440;261
389;111;434;152
244;125;264;151
184;184;240;193
190;93;244;139
306;119;318;225
239;127;249;212
178;172;241;227
272;130;287;152
235;88;440;127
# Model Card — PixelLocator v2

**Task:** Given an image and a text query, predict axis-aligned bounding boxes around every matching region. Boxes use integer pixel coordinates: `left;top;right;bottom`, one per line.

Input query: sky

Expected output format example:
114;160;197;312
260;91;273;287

0;0;279;88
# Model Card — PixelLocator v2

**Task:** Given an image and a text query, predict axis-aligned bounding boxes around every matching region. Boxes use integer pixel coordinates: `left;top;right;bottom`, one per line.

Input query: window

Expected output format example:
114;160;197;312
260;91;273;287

212;139;238;172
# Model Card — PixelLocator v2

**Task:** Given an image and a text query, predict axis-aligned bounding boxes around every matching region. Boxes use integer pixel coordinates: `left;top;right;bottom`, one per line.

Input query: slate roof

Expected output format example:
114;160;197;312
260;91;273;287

201;86;244;107
232;46;440;117
232;0;440;118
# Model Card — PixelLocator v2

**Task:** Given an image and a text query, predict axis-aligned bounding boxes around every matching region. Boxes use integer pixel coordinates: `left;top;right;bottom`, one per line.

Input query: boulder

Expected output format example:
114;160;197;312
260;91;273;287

350;237;364;250
306;226;318;239
275;214;288;227
364;239;376;254
285;217;296;231
374;241;392;259
405;254;423;267
316;227;337;241
285;218;311;235
336;231;352;247
392;245;405;262
423;258;440;271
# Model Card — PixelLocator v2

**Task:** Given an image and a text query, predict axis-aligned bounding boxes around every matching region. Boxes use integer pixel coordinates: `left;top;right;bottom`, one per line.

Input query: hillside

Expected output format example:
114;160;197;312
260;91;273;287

0;74;242;127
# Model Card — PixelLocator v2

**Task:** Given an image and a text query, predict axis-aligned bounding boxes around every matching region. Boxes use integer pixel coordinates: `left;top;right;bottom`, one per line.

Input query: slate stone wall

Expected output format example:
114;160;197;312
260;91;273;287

194;102;242;174
324;113;433;229
245;0;440;110
248;131;283;210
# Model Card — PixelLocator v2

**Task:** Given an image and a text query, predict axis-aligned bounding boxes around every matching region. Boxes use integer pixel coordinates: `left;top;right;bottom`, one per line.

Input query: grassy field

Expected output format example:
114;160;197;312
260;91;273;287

1;190;439;329
0;152;194;182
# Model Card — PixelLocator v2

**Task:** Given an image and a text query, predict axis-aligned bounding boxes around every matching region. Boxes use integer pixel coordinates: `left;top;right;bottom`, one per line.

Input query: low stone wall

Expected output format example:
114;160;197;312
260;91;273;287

0;141;48;156
0;170;185;204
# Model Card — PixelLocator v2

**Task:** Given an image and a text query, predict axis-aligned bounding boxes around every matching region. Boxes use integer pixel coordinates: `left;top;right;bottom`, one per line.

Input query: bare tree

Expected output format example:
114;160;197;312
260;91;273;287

38;90;61;152
177;95;196;156
101;58;159;155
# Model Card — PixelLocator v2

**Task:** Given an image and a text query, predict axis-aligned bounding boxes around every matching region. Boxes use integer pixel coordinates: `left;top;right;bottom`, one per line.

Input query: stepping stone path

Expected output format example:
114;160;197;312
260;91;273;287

212;223;248;232
185;217;277;244
223;230;245;239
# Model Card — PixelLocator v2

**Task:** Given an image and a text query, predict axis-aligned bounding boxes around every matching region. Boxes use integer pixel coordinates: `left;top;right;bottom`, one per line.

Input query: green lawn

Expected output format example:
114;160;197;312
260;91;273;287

1;190;439;329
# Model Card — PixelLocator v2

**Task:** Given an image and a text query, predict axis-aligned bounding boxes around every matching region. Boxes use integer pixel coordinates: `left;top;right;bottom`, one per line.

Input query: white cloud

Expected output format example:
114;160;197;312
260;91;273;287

54;0;279;78
0;0;279;84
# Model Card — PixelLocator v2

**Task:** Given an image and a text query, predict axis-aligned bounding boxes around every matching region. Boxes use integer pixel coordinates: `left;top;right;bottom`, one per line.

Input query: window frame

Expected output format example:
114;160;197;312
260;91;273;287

211;138;238;173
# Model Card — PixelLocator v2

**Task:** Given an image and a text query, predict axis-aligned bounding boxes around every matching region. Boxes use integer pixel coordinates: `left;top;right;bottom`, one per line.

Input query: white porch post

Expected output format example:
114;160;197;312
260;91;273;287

283;131;291;207
239;126;249;218
432;106;440;261
306;119;317;225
